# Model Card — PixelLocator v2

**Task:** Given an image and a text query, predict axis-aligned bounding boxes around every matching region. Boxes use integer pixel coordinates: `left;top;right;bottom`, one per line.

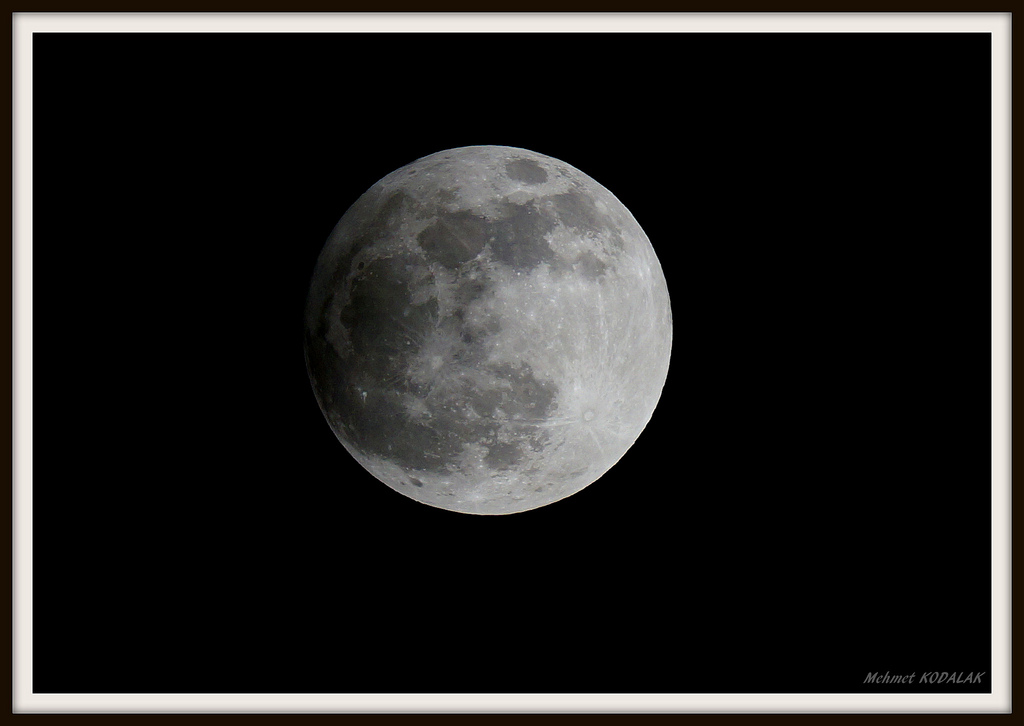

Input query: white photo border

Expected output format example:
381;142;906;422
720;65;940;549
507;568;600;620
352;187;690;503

12;11;1011;714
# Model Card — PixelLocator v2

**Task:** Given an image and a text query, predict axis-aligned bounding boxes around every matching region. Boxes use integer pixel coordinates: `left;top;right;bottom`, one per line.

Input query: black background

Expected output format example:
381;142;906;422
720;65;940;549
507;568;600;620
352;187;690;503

31;32;992;694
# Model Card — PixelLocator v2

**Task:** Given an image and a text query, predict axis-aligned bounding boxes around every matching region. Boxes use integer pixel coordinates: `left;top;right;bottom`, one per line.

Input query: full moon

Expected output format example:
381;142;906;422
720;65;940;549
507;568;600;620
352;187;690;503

304;146;672;515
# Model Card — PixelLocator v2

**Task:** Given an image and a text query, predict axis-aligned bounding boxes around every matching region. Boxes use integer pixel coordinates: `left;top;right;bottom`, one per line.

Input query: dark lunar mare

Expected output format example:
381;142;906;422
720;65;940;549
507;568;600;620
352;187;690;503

505;158;548;185
306;205;563;478
417;200;558;273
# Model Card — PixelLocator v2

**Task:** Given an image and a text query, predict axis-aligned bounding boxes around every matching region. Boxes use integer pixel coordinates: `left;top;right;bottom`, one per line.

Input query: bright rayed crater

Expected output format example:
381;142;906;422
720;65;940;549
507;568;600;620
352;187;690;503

304;145;672;514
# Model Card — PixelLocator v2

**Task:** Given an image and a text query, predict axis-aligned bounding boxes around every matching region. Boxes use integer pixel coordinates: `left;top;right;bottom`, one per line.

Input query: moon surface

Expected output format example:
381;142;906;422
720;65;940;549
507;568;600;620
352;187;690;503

304;146;672;515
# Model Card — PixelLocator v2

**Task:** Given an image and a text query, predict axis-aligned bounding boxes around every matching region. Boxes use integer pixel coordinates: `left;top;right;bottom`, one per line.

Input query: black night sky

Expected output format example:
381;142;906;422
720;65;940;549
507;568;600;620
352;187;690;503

30;31;992;694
